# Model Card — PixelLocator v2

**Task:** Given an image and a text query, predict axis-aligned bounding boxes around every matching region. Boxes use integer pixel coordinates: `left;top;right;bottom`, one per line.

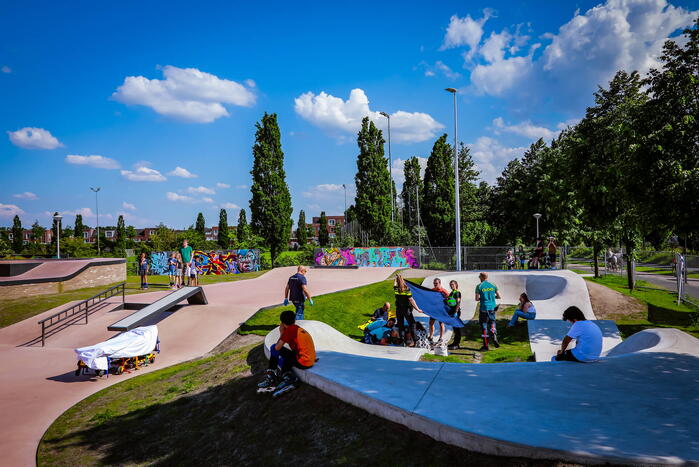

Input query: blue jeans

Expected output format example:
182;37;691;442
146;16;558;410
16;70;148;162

508;310;536;326
293;301;305;320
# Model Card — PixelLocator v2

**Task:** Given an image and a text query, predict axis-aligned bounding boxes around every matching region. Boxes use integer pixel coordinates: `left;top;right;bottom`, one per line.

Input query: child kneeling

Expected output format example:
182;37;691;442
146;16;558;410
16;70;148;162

258;310;316;389
362;318;398;345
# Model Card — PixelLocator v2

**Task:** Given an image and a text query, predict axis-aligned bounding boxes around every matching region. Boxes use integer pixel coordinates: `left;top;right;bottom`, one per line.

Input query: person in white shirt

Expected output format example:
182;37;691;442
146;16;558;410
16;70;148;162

553;306;602;362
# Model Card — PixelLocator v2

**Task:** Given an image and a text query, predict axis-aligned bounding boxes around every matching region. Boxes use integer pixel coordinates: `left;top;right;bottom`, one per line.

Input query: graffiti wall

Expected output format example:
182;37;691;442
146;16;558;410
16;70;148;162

149;249;260;275
314;247;419;268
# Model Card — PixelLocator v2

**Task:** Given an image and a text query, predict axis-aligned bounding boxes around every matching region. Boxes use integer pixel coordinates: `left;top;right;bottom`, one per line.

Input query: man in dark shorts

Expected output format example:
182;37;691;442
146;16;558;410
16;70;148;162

475;272;501;351
284;266;313;320
258;310;316;391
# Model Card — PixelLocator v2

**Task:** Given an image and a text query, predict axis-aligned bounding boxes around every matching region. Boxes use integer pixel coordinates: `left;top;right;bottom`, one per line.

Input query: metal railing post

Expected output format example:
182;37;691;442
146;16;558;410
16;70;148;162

41;322;45;347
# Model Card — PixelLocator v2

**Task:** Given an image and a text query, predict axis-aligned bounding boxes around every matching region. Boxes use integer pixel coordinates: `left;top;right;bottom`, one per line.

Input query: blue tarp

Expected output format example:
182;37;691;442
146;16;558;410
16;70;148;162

405;281;464;328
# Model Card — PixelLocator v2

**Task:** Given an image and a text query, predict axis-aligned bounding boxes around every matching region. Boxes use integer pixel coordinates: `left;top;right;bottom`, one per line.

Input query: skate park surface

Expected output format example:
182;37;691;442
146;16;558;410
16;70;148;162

0;266;400;467
262;269;699;464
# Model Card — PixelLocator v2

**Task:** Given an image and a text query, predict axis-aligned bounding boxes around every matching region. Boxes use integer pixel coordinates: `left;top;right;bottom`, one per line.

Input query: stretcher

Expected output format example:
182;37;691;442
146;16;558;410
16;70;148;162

74;325;160;376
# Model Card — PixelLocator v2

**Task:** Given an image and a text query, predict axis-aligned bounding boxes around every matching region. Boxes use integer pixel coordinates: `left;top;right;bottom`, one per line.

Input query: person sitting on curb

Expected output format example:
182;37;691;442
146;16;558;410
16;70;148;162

508;293;537;327
553;306;602;363
258;310;316;390
371;302;393;321
475;272;501;351
428;278;449;345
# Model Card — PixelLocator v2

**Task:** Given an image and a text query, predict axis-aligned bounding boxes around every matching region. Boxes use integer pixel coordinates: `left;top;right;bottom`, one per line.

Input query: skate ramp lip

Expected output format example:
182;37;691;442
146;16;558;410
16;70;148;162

281;320;699;464
604;328;699;358
420;270;593;320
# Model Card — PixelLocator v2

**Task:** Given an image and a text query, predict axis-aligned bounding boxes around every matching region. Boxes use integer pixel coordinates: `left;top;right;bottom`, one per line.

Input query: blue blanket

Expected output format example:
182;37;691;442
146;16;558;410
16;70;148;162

405;281;464;328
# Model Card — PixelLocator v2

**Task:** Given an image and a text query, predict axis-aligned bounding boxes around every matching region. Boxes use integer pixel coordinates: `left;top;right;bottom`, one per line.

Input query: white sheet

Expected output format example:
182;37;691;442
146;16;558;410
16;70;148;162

75;325;158;370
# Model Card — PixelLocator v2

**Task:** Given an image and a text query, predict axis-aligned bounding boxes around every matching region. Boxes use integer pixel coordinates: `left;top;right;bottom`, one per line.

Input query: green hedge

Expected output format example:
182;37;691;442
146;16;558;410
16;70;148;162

648;303;699;326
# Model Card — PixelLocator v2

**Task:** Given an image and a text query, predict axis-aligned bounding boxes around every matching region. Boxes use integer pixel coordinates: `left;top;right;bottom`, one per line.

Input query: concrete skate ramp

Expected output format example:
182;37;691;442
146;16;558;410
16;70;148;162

527;319;622;362
278;320;699;464
420;270;593;319
605;328;699;357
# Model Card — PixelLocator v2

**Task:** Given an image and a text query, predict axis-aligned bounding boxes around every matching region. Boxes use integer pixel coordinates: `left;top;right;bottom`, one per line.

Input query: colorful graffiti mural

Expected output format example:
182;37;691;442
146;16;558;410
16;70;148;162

314;247;419;268
149;249;260;275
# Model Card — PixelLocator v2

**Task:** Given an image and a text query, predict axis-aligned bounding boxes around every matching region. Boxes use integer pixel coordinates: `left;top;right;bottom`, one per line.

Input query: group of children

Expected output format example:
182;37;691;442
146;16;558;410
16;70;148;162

136;250;199;290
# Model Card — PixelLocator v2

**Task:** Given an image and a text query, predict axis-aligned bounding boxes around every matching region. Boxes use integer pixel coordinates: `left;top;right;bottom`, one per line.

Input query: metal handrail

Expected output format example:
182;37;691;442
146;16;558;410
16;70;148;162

38;281;126;346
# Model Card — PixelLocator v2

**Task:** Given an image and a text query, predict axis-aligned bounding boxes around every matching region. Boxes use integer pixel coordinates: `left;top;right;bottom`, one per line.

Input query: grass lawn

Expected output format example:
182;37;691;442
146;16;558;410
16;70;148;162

0;270;267;329
569;269;589;275
585;275;699;339
37;338;549;466
636;266;699;279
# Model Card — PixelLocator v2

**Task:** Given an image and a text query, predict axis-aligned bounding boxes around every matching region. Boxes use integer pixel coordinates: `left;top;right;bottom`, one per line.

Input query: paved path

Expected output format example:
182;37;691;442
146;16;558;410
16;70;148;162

0;266;398;467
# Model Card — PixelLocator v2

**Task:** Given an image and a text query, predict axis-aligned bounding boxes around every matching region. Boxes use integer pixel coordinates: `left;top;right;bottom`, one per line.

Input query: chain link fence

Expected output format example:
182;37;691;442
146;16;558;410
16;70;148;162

415;246;566;271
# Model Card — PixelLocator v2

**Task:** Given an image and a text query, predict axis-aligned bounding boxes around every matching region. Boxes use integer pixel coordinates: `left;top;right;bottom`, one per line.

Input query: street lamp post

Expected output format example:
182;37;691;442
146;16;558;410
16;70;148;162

379;111;395;223
533;213;542;239
90;187;101;256
445;88;461;271
53;212;62;259
342;183;347;219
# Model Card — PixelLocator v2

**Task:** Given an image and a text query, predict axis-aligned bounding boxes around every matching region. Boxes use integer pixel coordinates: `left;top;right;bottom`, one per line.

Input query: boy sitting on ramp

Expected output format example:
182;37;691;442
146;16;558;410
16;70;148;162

258;310;316;397
475;272;501;351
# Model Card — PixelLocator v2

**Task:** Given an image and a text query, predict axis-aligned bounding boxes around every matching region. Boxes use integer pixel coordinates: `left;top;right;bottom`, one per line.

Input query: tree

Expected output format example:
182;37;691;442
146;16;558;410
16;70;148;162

217;209;230;249
116;215;126;250
30;220;45;243
249;113;293;264
237;208;250;245
149;223;177;251
11;215;23;253
422;134;455;246
296;210;308;246
195;213;206;237
457;143;489;245
318;211;329;246
74;214;84;242
401;156;422;231
354;117;391;242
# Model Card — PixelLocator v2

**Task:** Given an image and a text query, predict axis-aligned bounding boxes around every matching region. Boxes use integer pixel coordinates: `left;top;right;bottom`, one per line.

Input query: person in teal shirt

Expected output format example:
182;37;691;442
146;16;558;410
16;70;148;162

475;272;501;351
179;240;193;286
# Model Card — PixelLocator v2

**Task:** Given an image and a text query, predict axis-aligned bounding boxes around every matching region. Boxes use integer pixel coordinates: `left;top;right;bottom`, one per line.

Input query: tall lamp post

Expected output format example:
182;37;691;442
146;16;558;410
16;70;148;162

342;183;347;219
53;212;62;259
379;111;395;223
533;213;542;239
90;187;101;256
445;88;461;271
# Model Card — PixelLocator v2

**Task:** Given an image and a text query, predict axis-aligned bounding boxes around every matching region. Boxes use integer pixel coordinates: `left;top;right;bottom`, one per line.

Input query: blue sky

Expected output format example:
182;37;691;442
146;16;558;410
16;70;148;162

1;0;697;229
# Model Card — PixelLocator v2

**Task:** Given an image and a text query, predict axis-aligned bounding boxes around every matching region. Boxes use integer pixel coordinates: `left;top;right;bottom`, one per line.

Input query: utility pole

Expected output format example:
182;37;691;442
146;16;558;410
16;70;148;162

445;88;461;271
90;187;101;256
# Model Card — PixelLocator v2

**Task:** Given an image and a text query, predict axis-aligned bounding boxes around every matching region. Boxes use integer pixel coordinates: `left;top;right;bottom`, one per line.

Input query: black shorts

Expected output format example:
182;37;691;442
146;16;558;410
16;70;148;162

555;349;581;362
548;252;557;262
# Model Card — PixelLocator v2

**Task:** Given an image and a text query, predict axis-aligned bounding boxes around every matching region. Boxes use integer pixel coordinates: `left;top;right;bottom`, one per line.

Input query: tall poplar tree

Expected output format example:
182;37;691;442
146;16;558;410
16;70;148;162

296;210;308;246
318;211;329;246
237;208;250;245
249;113;293;264
354;117;391;242
195;212;206;236
11;215;23;252
422;134;455;246
217;209;229;249
401;156;421;230
74;214;84;241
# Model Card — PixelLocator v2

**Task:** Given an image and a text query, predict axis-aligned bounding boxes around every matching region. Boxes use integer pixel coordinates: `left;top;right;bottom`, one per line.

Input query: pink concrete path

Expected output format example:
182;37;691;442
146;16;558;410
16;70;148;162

0;266;398;466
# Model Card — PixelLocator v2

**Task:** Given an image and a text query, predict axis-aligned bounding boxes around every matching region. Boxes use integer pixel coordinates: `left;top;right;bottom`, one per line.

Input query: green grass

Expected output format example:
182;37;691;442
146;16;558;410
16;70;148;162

636;266;699;279
0;270;267;329
38;340;539;466
569;269;589;275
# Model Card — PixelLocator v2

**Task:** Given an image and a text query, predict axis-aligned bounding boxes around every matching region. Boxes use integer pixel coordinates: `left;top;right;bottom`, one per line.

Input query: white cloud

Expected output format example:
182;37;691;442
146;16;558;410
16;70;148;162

390;157;428;185
216;182;231;188
542;0;696;82
294;88;443;143
122;202;136;211
0;203;24;218
468;136;527;183
441;10;493;58
244;79;256;88
112;65;256;123
219;202;240;209
7;127;63;150
121;166;166;182
303;183;346;199
1;65;11;74
186;186;215;195
65;154;120;169
492;117;557;141
202;197;214;203
168;166;197;178
13;192;38;200
166;192;195;203
434;61;461;80
235;184;248;189
61;207;114;223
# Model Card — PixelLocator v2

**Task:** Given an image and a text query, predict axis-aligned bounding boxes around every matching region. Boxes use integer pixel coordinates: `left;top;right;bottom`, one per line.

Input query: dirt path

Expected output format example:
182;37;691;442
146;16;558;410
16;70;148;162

585;280;646;321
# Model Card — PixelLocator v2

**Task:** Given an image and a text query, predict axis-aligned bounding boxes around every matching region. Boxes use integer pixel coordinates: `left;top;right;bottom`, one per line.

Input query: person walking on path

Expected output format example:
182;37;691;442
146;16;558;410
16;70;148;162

428;278;449;345
394;274;423;346
446;280;463;350
284;266;313;320
553;306;602;362
507;293;537;327
179;239;193;286
475;272;501;351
